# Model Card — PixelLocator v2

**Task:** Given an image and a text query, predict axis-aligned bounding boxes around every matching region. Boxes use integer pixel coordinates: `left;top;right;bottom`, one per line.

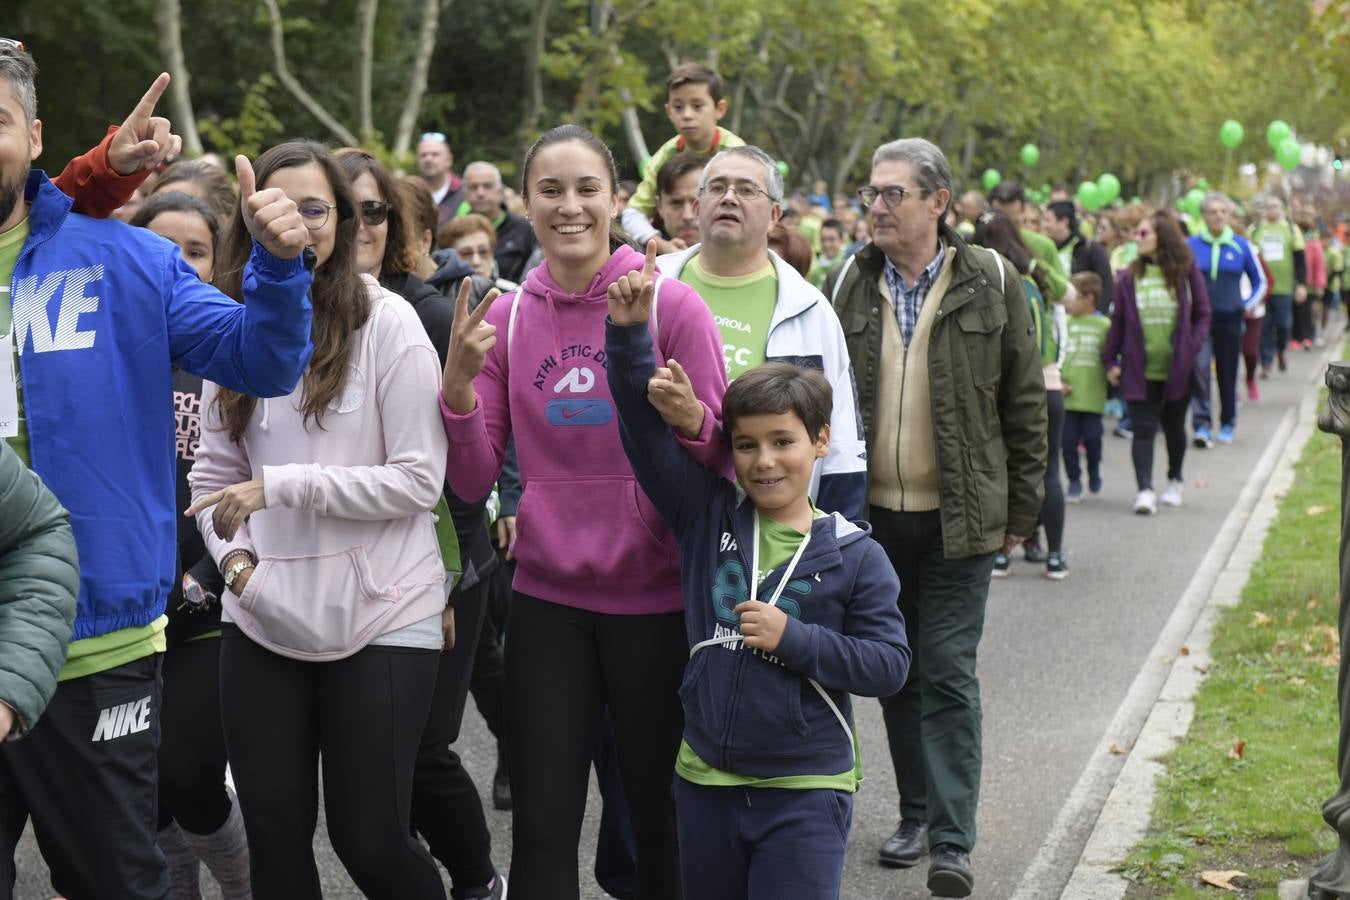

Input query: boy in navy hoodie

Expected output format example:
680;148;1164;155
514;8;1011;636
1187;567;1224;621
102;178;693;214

604;271;910;898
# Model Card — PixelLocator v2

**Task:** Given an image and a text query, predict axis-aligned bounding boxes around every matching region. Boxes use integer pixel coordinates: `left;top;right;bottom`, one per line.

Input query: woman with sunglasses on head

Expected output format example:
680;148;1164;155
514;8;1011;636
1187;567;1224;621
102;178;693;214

1103;210;1211;515
334;147;507;899
188;140;450;899
440;124;729;900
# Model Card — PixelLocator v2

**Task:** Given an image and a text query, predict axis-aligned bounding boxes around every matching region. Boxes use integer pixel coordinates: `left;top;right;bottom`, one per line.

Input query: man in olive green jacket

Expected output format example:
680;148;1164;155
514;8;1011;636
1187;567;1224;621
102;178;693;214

0;442;79;742
827;138;1045;898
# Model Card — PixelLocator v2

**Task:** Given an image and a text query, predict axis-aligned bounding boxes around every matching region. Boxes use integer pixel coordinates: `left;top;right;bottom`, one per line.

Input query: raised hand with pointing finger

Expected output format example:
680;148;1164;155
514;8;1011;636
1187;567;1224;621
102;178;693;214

237;155;308;260
106;72;182;176
648;358;706;439
607;239;658;326
442;278;502;414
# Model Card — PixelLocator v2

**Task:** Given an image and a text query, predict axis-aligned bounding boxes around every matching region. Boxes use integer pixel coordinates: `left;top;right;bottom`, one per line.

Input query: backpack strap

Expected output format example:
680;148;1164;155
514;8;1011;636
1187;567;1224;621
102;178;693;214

985;246;1006;293
650;272;664;347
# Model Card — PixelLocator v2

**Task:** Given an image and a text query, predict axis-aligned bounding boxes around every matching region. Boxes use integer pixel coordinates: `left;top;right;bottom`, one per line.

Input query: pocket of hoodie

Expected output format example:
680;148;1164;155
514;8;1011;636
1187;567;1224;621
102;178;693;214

238;547;393;655
513;476;676;584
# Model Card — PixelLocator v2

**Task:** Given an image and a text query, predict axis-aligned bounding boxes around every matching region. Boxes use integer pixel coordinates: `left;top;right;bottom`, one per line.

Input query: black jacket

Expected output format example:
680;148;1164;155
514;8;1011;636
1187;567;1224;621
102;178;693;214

494;212;537;284
1060;235;1116;314
168;368;225;647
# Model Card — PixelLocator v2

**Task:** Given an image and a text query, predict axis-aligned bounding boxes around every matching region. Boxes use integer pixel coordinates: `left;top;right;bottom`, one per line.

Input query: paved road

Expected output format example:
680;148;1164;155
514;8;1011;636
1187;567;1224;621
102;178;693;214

14;337;1338;899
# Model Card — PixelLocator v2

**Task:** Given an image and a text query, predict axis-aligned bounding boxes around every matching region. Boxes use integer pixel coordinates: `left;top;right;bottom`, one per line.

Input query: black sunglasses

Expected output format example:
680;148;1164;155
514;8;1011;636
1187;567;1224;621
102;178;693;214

360;200;390;227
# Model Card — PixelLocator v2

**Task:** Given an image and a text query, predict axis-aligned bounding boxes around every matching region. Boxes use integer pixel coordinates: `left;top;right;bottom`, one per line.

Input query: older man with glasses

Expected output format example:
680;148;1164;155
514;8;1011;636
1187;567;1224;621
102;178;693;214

656;144;868;519
826;138;1046;898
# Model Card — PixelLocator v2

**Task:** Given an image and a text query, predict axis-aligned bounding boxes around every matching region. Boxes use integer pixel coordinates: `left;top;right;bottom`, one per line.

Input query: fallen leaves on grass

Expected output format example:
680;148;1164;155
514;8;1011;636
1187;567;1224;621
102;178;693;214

1252;611;1273;627
1306;505;1330;517
1227;739;1246;760
1200;869;1247;891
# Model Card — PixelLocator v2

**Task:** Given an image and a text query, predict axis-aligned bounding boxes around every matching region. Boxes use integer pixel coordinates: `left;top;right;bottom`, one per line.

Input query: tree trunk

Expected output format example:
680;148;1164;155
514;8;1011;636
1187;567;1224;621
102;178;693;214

621;100;649;164
355;0;379;142
261;0;359;147
392;0;443;158
154;0;203;157
833;96;881;196
517;0;554;152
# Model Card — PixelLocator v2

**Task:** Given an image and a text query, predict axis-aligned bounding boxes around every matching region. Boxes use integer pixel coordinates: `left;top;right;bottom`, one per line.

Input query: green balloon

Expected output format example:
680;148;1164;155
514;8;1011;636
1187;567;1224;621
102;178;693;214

1220;120;1244;150
1020;144;1040;167
1185;188;1206;213
1277;137;1301;171
1266;119;1292;149
1130;196;1142;205
1076;181;1102;211
982;168;1001;191
776;160;789;177
1096;173;1121;205
1196;178;1209;191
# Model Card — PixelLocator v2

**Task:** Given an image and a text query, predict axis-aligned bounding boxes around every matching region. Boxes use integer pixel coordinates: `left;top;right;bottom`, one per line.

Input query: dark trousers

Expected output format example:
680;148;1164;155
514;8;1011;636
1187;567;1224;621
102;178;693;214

870;508;993;851
1260;294;1293;366
0;656;169;900
412;580;496;898
219;627;443;900
1062;411;1104;484
1242;316;1264;383
1128;380;1188;491
158;637;231;835
1038;390;1065;553
594;711;638;899
1293;292;1315;342
1192;317;1243;430
505;592;685;900
672;779;851;900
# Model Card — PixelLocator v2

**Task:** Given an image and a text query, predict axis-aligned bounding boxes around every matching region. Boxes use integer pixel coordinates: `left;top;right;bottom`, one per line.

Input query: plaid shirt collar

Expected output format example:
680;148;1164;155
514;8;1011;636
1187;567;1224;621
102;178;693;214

883;240;946;347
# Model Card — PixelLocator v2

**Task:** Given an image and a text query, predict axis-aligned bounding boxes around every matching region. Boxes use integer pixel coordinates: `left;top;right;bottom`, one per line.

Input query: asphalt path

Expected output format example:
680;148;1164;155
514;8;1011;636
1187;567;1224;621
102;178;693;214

14;334;1338;899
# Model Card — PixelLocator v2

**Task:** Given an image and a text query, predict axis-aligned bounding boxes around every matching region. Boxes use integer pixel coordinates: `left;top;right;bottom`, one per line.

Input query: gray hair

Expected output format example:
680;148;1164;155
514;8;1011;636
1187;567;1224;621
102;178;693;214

698;145;783;204
871;138;953;201
1201;191;1232;213
464;161;503;188
0;44;38;124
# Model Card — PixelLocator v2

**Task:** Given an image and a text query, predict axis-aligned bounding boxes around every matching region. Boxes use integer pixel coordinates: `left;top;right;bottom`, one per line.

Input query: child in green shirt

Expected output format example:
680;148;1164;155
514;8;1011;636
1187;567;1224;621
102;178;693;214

1062;273;1110;502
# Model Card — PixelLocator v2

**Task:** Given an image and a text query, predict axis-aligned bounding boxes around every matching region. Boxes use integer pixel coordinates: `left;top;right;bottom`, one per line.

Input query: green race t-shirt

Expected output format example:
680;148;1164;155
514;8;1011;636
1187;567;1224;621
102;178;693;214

680;255;777;380
1136;265;1178;382
1021;228;1068;302
1110;241;1138;273
1062;314;1110;413
1250;219;1304;295
1;218;29;464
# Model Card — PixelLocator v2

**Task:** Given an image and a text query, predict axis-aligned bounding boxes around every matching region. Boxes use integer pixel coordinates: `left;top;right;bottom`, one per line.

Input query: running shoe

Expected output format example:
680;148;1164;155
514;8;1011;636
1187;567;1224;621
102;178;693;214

1022;532;1046;563
1278;350;1287;372
1044;553;1069;580
1192;426;1213;449
1260;366;1271;381
1133;489;1157;515
1089;473;1103;494
1217;424;1235;444
1303;338;1314;351
992;554;1011;577
1161;479;1184;507
1113;422;1133;439
1066;481;1084;504
1247;378;1260;401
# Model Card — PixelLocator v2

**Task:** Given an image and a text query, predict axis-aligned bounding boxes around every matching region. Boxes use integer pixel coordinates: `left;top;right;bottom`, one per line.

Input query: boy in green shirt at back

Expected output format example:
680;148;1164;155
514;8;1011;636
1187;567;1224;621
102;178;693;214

621;62;745;252
1062;272;1110;502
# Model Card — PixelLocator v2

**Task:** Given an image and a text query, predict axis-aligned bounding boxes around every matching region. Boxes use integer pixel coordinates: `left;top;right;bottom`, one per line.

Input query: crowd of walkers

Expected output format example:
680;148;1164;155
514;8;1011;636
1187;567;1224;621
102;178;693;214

1;41;1348;900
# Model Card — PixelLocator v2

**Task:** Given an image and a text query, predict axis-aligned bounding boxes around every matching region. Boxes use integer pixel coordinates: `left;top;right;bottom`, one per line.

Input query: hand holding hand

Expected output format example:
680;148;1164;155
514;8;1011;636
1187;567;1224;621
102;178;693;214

442;280;501;413
442;607;456;650
1001;533;1027;556
1061;382;1073;396
1295;285;1309;304
185;479;266;542
1106;365;1122;387
735;600;789;653
107;73;181;176
496;516;517;560
648;358;705;439
607;240;658;326
237;155;308;259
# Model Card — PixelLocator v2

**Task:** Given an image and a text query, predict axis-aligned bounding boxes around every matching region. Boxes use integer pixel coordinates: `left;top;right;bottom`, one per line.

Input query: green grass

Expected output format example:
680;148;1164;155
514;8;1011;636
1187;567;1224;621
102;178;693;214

1120;397;1345;898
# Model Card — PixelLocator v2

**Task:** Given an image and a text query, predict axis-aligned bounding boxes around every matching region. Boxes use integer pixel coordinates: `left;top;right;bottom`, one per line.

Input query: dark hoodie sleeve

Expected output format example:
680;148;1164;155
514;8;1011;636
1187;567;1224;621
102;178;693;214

605;319;725;540
498;440;522;518
773;539;909;697
1295;248;1307;287
1092;243;1115;313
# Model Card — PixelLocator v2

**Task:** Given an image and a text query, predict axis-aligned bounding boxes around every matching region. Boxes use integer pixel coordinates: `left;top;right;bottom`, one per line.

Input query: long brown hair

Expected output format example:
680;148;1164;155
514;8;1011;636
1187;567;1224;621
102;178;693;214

334;148;420;278
1131;210;1193;298
973;208;1049;299
212;140;370;442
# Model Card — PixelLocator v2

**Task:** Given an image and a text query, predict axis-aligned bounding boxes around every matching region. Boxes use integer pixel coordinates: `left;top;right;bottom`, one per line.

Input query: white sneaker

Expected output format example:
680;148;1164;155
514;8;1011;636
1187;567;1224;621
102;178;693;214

1133;489;1157;515
1160;479;1184;507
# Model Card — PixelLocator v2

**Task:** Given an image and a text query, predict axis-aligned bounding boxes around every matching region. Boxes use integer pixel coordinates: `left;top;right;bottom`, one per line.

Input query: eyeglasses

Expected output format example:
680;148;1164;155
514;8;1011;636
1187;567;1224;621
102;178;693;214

1135;228;1154;239
857;185;915;209
298;201;337;230
0;39;26;53
420;132;447;144
456;246;493;260
360;200;390;227
701;180;777;203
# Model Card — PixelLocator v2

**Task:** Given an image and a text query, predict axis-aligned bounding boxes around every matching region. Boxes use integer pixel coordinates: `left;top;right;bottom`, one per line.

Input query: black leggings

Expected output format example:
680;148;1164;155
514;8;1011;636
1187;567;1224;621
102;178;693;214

412;580;495;895
1039;390;1065;553
1127;380;1188;491
505;592;686;900
219;626;443;900
158;636;231;835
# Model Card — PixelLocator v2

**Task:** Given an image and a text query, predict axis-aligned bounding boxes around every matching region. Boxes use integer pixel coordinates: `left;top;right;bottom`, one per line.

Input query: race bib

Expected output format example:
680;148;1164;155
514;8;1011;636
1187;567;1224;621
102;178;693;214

1260;232;1286;263
0;330;17;438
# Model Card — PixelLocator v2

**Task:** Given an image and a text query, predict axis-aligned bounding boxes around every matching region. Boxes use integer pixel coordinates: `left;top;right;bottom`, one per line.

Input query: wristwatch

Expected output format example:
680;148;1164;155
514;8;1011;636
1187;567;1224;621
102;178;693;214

223;554;255;593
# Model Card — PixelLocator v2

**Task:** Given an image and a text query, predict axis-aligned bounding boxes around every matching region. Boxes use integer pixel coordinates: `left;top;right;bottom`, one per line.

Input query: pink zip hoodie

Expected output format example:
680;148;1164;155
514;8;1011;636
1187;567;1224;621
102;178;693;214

441;244;728;615
191;277;450;660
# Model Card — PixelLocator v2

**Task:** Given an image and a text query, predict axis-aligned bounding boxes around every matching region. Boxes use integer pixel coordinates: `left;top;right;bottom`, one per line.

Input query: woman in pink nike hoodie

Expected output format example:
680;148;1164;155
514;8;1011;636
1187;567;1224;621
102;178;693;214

440;124;728;900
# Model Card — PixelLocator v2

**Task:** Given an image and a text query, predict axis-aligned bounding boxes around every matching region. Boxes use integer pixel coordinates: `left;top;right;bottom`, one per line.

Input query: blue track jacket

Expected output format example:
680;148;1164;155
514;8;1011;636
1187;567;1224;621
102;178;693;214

1188;230;1267;319
11;171;313;640
606;319;909;779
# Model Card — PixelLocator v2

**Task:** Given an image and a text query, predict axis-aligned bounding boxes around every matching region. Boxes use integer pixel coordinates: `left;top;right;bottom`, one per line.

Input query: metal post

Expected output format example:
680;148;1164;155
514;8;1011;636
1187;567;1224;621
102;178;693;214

1311;361;1350;899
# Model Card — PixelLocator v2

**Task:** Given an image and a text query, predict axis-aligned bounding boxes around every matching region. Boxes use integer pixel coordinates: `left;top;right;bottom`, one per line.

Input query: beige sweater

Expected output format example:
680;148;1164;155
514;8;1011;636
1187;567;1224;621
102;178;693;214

867;249;956;513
